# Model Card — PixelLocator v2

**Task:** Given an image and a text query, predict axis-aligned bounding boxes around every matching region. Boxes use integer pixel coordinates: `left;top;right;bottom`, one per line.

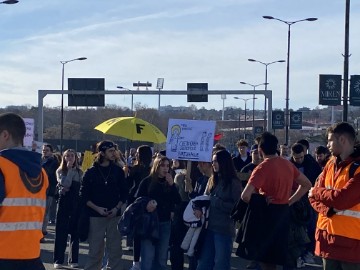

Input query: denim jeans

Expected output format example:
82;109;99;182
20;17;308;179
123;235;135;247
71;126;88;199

323;258;360;270
141;221;171;270
196;229;233;270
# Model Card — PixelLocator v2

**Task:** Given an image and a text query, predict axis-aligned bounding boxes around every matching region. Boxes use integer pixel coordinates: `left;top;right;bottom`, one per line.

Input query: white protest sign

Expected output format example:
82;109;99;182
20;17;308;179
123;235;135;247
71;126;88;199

23;118;34;147
166;119;216;162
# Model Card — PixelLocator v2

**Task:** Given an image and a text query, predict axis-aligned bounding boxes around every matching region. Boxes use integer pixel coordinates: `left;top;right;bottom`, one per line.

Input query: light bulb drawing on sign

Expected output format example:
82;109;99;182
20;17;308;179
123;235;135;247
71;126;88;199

170;125;181;152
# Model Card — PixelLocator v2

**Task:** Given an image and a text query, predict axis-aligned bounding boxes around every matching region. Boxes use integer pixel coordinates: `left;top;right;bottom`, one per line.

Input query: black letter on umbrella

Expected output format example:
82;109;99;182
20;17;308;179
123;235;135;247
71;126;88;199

136;124;145;134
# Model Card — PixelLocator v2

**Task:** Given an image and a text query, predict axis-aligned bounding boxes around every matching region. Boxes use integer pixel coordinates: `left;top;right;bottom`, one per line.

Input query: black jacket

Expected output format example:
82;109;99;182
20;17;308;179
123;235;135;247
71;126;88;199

80;162;128;217
233;154;252;172
136;176;181;222
42;156;59;196
291;154;322;185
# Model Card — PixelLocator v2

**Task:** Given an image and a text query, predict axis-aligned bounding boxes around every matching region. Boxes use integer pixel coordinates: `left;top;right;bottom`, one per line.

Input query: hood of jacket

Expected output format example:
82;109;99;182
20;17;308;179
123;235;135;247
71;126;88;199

0;148;43;178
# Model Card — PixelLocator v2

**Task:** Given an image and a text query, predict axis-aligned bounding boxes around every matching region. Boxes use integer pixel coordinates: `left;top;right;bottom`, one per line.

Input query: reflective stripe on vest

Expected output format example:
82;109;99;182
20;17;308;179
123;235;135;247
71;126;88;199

316;158;360;240
337;210;360;219
1;197;46;207
0;221;43;231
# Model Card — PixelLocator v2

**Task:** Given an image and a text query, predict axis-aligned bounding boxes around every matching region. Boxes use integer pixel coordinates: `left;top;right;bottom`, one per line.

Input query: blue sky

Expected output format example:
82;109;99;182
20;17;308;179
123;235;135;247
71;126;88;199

0;0;359;111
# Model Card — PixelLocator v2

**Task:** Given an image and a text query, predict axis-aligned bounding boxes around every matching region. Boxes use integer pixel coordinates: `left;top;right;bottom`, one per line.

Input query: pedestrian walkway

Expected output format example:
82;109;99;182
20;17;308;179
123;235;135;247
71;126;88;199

40;225;323;270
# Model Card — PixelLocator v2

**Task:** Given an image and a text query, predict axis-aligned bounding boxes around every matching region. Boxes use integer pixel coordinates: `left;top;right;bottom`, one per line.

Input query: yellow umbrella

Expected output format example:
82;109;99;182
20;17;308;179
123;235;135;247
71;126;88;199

94;117;166;144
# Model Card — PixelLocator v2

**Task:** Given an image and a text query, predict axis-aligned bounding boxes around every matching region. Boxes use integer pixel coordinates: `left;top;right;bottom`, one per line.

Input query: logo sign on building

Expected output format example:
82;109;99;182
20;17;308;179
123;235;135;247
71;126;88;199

350;75;360;106
319;74;342;106
166;119;215;162
272;111;284;130
290;111;302;130
254;126;263;136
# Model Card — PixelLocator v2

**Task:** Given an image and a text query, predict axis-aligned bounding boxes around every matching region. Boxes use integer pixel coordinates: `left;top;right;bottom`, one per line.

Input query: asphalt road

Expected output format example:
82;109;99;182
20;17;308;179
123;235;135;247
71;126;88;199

40;225;323;270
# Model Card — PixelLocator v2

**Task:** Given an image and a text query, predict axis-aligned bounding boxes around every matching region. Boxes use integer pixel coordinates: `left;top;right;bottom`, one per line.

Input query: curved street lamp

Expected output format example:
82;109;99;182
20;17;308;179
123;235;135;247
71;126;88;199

117;86;133;113
248;58;285;131
1;0;19;4
60;57;87;153
240;82;265;137
263;15;317;144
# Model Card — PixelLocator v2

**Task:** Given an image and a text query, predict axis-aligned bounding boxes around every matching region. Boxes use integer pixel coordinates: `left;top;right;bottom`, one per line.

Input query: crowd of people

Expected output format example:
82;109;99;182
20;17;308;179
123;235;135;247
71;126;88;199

0;112;359;270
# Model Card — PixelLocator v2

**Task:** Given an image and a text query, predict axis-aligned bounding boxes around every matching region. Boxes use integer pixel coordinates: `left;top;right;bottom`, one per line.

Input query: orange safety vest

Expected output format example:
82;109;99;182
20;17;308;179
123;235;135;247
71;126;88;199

316;157;360;240
0;156;48;259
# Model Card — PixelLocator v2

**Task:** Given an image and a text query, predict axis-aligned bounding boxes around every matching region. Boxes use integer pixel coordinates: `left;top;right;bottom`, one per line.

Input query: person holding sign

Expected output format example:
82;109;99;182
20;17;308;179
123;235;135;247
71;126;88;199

196;149;242;270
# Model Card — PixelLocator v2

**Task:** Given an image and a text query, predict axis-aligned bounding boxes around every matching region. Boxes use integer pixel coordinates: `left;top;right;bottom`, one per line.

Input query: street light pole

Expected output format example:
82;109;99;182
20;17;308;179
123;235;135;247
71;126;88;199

117;86;133;113
343;0;350;122
60;57;87;153
221;94;227;120
234;97;252;139
248;59;285;131
263;16;317;145
240;82;265;136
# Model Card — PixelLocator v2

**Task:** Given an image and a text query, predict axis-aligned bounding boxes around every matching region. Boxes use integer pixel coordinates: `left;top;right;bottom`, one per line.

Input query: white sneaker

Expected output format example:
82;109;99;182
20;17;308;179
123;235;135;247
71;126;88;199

54;264;63;269
296;257;305;268
70;263;79;268
303;252;315;264
129;264;141;270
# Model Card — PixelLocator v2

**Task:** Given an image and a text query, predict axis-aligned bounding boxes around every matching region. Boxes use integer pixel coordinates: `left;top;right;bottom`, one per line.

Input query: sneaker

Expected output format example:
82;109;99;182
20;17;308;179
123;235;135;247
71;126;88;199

303;252;315;264
54;263;63;269
246;261;258;269
69;263;79;268
296;257;305;268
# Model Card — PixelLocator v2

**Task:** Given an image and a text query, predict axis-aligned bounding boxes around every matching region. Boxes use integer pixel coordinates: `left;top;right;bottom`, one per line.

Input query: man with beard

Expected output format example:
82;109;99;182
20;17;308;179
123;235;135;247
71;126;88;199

80;141;128;270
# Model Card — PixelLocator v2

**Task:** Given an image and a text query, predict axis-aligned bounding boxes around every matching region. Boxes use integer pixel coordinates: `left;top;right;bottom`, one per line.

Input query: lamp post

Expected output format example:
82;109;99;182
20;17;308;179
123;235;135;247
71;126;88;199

240;82;264;136
248;58;285;131
221;94;226;120
263;15;317;144
234;97;252;139
156;78;164;112
117;86;133;113
60;57;87;153
0;0;18;4
343;0;350;121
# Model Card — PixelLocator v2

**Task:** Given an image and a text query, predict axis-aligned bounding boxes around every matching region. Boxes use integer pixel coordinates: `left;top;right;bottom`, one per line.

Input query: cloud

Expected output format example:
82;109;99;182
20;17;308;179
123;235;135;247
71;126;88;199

0;0;359;111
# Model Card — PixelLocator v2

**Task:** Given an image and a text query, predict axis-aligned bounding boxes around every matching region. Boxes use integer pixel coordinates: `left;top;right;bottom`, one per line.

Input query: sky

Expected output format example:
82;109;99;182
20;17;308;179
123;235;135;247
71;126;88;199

0;0;359;112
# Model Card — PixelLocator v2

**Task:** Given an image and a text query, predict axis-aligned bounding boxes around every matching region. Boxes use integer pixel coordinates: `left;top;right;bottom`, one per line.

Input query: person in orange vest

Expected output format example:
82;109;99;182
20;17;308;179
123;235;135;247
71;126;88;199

0;113;49;270
309;122;360;269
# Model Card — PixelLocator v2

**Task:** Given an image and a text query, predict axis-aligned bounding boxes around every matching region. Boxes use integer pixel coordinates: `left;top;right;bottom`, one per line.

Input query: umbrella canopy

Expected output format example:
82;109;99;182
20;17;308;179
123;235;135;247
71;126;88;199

94;117;167;144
